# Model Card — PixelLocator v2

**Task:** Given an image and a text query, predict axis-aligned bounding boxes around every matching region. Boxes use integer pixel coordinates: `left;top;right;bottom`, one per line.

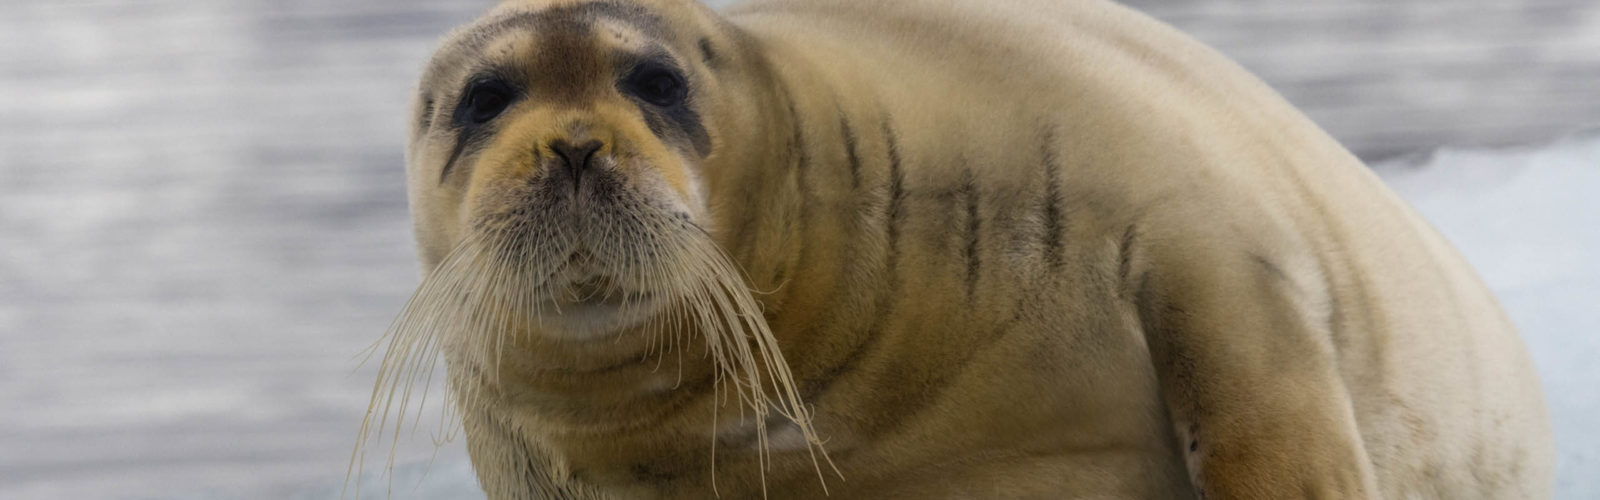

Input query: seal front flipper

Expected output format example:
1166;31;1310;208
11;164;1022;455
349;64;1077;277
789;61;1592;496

1130;214;1380;499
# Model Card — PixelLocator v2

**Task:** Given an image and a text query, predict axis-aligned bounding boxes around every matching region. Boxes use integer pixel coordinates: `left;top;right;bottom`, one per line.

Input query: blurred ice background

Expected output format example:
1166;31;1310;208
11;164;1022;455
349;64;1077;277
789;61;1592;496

0;1;1595;499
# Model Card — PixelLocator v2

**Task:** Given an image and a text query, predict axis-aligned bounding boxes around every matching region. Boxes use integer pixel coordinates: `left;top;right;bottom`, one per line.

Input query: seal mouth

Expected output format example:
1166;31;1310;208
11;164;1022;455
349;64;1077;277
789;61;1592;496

536;251;664;337
559;275;654;306
548;250;655;305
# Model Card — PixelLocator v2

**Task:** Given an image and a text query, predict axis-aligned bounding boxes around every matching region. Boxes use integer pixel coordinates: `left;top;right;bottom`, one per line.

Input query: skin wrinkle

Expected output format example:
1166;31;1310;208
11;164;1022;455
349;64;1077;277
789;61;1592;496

769;75;812;292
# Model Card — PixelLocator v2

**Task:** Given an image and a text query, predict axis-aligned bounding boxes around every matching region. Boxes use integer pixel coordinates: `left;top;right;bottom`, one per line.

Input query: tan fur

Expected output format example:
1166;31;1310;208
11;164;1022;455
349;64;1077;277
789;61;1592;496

369;0;1555;498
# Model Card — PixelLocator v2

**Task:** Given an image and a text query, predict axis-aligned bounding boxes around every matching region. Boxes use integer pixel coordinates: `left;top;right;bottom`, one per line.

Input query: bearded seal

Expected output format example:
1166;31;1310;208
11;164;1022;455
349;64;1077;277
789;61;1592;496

356;0;1554;498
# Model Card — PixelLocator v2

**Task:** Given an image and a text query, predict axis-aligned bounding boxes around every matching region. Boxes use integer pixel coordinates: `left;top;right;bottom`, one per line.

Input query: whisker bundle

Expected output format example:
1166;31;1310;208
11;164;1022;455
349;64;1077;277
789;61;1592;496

347;208;834;498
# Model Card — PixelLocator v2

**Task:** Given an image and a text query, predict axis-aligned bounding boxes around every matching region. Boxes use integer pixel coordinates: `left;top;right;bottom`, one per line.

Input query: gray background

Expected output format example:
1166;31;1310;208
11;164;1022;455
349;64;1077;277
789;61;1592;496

1123;0;1600;159
1;0;1596;498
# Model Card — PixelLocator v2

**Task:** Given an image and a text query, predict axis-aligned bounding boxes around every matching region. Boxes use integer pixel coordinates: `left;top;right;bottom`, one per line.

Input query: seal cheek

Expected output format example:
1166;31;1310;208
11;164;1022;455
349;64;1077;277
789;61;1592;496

589;103;703;212
460;110;560;220
635;148;698;212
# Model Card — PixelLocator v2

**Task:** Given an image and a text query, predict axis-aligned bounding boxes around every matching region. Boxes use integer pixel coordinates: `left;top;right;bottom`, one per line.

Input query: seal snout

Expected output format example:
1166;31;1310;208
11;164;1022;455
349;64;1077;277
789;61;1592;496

548;136;607;195
549;138;605;182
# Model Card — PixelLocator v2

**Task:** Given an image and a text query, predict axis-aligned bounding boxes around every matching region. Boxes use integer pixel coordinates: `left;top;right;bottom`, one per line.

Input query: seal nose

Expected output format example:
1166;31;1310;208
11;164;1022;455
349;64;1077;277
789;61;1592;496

549;139;603;176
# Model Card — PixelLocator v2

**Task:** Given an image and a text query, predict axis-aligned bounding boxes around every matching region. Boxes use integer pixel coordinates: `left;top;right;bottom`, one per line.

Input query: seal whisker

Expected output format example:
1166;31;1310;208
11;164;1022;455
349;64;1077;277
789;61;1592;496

347;233;489;498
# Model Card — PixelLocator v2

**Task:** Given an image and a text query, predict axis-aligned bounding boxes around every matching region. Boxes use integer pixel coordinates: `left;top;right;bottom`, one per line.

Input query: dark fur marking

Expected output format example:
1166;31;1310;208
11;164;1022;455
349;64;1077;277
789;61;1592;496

801;119;904;402
418;96;435;132
613;51;710;157
1040;126;1066;269
440;71;526;184
1251;253;1293;285
960;169;981;301
787;95;811;176
698;37;717;66
840;115;862;190
787;95;812;214
636;93;713;157
767;79;811;286
884;119;907;263
439;128;480;184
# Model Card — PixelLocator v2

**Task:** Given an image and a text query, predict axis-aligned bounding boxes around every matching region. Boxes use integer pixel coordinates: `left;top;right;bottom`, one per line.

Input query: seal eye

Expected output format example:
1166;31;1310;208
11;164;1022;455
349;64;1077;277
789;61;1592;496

623;62;687;108
463;80;514;124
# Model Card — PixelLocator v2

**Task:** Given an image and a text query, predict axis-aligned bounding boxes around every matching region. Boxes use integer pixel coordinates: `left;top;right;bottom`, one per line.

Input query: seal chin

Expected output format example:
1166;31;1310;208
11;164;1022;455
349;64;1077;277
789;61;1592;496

535;277;665;341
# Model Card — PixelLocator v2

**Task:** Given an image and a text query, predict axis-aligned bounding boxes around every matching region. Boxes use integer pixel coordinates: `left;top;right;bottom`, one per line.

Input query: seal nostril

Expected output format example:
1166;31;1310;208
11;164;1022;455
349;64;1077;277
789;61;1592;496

549;139;604;174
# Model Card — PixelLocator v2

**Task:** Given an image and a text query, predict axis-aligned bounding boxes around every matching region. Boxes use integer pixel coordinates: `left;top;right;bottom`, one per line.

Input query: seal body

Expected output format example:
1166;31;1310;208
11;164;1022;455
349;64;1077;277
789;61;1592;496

395;0;1554;498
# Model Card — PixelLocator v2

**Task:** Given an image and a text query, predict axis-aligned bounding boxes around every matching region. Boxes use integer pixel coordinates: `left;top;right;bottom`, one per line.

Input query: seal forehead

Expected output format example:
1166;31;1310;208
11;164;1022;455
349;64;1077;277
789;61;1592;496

422;1;679;100
464;1;670;51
